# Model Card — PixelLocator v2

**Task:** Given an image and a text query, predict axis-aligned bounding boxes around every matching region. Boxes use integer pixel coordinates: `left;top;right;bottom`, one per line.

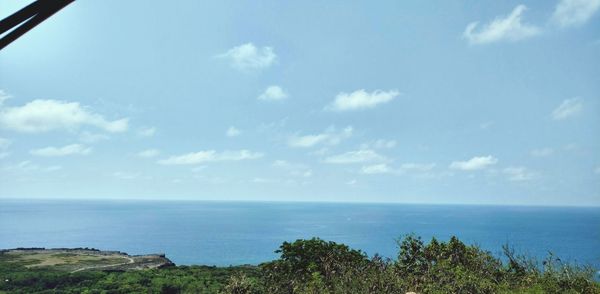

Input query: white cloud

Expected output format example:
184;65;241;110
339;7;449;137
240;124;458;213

288;126;353;148
226;126;242;137
463;5;540;45
289;134;328;148
137;149;160;158
273;160;312;177
30;144;91;157
503;166;538;181
158;150;263;165
327;89;399;111
138;127;156;137
217;43;276;71
0;99;128;133
325;149;385;164
361;139;397;149
361;163;392;174
258;86;288;101
531;147;554;157
360;162;435;175
450;155;498;171
552;97;583;120
552;0;600;27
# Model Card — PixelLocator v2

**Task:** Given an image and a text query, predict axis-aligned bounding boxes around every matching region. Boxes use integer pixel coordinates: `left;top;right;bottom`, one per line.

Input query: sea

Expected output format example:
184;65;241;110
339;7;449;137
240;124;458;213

1;199;599;269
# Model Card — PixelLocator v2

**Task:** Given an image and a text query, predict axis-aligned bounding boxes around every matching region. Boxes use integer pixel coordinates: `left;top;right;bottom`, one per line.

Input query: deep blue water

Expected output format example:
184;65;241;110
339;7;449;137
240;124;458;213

0;199;599;268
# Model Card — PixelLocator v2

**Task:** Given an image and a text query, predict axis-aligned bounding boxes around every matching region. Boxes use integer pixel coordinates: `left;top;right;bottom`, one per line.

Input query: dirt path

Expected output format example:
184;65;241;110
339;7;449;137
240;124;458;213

70;256;134;273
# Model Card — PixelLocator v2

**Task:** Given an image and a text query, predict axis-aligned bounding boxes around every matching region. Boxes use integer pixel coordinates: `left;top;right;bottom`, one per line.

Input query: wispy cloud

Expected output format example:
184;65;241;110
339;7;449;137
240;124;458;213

273;160;312;177
450;155;498;171
327;89;399;111
0;90;10;106
400;163;436;172
480;121;494;130
0;99;128;133
258;86;288;101
0;138;11;160
138;127;156;137
552;0;600;27
0;137;11;150
288;126;353;148
361;162;436;175
137;149;160;158
30;144;91;157
226;126;242;137
531;147;554;157
503;166;538;181
113;171;140;180
79;131;109;143
361;139;397;150
158;150;263;165
463;5;540;45
361;163;392;174
216;43;276;71
325;149;385;164
2;161;61;173
552;97;583;120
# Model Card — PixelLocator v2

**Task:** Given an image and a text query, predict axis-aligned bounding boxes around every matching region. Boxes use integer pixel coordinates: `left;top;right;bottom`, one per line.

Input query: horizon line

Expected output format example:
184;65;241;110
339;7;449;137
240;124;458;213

1;197;599;208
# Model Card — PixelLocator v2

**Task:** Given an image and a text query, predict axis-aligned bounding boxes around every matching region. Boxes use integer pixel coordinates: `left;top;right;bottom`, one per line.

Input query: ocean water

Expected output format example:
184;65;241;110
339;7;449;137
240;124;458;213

0;199;599;268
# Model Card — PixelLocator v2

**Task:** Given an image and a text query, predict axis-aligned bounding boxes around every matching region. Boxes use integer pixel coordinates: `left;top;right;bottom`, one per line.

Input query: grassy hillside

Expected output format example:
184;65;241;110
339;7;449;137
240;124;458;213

1;235;598;293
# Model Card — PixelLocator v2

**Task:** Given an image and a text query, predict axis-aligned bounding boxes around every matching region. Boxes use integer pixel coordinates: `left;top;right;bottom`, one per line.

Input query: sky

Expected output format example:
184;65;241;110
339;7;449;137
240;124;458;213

0;0;599;206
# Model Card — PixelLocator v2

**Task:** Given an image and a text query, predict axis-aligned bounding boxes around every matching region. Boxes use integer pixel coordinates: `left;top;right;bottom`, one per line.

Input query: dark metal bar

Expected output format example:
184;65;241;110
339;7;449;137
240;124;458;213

0;0;75;50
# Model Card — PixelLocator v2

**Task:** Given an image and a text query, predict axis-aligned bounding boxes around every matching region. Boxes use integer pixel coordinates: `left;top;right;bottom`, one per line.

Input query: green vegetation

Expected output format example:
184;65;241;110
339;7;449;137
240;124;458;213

1;235;598;293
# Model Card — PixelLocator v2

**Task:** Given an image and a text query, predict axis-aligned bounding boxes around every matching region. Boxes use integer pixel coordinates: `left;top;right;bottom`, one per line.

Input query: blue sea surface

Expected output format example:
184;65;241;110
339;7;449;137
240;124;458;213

1;199;599;268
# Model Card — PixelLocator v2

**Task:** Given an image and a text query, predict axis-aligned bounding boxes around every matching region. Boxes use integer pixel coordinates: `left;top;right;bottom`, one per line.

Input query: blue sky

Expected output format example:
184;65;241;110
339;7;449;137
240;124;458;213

0;0;599;205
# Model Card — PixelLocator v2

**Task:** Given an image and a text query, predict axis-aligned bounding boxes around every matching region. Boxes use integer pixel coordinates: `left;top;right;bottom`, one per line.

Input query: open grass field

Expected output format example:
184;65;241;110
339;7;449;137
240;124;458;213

0;248;172;272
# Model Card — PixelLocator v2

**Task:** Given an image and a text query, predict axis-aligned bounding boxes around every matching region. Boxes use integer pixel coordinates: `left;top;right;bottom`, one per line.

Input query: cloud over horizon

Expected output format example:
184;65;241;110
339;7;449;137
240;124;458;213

30;144;91;157
158;150;263;165
450;155;498;171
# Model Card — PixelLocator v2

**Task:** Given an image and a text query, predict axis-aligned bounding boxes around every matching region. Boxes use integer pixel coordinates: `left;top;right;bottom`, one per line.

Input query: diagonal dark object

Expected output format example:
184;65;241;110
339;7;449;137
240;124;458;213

0;0;75;50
